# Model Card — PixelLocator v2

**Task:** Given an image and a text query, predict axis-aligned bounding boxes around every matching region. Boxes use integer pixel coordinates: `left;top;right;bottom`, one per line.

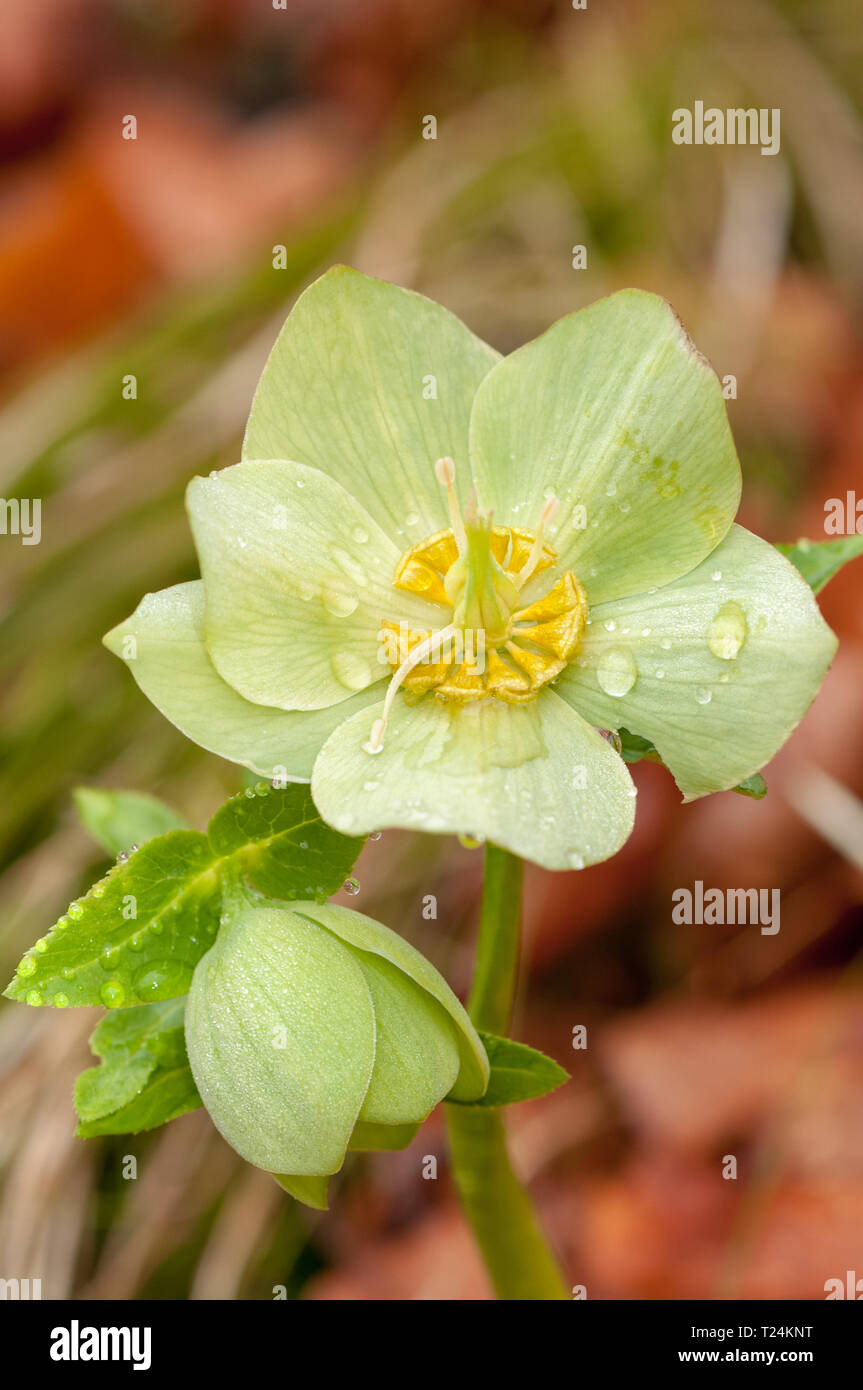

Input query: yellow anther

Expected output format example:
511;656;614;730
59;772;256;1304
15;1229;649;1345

366;623;459;753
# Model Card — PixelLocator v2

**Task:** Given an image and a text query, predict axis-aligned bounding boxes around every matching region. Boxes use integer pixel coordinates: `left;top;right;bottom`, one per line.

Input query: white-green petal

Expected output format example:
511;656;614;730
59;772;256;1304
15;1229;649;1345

187;460;442;712
311;692;637;873
103;581;380;779
353;953;459;1125
469;289;741;605
242;266;501;545
294;902;489;1102
557;525;838;798
185;905;376;1175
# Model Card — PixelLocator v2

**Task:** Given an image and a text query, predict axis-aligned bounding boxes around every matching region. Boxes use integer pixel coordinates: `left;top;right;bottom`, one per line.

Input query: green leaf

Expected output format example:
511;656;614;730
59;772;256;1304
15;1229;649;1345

732;771;767;799
75;999;201;1137
618;727;766;798
4;784;363;1009
207;783;364;902
74;787;188;857
775;535;863;594
4;829;220;1010
453;1033;569;1108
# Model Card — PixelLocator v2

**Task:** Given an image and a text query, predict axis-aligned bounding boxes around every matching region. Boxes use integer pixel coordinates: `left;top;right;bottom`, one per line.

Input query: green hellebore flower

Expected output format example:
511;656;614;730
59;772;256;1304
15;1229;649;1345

185;896;488;1199
104;267;837;870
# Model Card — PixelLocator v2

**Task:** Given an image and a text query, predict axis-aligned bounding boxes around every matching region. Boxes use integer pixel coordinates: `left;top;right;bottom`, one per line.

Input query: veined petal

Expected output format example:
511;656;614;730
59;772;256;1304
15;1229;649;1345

186;905;376;1176
557;525;838;798
294;902;488;1102
311;691;637;872
188;460;443;711
469;289;741;604
103;582;380;779
242;266;500;546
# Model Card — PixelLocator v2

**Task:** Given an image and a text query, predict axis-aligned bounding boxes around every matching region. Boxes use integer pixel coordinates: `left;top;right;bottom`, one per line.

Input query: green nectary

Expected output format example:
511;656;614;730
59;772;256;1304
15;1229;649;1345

184;897;489;1188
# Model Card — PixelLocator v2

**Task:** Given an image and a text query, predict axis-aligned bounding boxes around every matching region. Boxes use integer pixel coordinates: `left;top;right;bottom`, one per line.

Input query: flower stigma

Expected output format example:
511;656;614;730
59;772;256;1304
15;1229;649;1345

365;460;588;753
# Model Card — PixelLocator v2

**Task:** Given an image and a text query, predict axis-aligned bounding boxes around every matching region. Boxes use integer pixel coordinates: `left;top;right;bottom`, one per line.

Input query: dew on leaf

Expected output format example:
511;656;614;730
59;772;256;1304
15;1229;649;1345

25;990;43;1007
16;955;37;978
68;903;84;920
369;830;383;841
100;943;121;970
342;876;361;896
52;993;69;1008
100;981;126;1007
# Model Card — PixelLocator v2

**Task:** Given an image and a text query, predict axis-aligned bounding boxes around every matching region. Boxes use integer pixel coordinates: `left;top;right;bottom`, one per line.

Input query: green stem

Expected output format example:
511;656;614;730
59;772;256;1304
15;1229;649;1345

445;844;569;1300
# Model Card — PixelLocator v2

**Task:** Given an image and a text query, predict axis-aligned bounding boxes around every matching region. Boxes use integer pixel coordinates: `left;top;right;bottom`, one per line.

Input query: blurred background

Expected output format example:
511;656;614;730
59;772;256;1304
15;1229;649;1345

1;0;862;1301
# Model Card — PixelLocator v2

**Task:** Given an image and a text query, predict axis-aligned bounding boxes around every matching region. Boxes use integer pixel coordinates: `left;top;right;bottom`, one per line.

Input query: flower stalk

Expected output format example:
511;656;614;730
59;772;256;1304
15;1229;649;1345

446;845;569;1300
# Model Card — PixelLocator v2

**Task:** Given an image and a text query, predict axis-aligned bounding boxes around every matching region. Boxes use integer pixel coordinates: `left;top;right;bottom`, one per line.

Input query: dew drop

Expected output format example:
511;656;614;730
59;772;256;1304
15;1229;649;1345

605;482;617;498
92;884;105;900
100;981;126;1007
618;500;631;514
603;619;617;632
711;570;722;581
100;943;121;970
458;834;484;850
707;601;747;661
295;478;305;489
68;902;84;920
16;955;36;978
244;787;256;799
343;876;361;896
352;526;369;544
52;993;69;1008
129;932;147;952
369;830;383;841
299;582;315;602
695;686;713;705
363;779;380;792
61;968;75;981
254;780;269;796
405;512;420;527
26;990;43;1007
655;667;665;679
567;851;585;870
660;637;671;650
322;584;359;618
332;650;372;690
641;627;651;637
597;646;638;698
133;962;188;999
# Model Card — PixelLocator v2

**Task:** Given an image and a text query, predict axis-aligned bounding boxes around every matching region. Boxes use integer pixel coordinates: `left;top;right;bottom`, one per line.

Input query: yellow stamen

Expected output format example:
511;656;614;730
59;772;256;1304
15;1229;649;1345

434;456;467;555
516;495;559;589
365;622;459;753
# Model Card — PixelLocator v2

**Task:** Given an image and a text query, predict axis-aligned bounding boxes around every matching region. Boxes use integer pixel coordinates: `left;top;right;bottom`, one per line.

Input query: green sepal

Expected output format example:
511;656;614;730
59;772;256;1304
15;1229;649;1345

349;1120;420;1152
617;727;767;799
273;1173;330;1211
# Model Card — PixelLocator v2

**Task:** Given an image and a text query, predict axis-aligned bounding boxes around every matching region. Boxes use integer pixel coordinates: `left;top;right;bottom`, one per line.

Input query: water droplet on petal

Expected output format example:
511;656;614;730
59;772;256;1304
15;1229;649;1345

405;512;420;527
369;830;383;841
707;601;748;661
660;637;671;650
322;584;359;618
458;834;484;850
567;851;585;869
695;686;713;704
711;570;722;581
332;650;372;690
100;981;126;1008
363;779;380;791
597;646;637;698
603;619;617;632
352;526;369;544
655;667;665;679
342;876;360;896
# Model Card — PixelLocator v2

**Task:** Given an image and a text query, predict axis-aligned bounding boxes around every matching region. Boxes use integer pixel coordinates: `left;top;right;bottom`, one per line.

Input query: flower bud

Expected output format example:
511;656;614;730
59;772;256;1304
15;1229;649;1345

185;898;488;1184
